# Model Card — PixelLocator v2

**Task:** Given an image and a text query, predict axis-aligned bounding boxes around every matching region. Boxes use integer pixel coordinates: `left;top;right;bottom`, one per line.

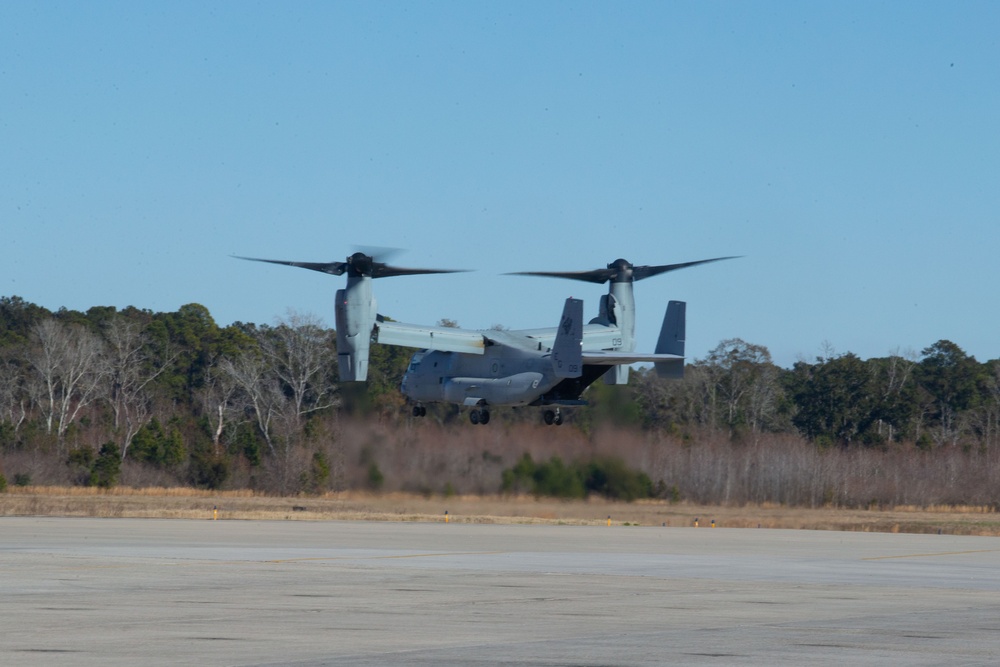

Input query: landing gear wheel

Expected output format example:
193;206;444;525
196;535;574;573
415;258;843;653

412;406;422;417
479;410;490;425
543;410;555;426
419;406;426;417
553;411;563;426
469;409;480;425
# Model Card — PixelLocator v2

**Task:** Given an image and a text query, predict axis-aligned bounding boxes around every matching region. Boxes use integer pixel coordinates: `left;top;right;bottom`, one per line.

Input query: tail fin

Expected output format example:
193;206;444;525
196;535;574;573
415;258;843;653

654;300;685;379
552;298;583;378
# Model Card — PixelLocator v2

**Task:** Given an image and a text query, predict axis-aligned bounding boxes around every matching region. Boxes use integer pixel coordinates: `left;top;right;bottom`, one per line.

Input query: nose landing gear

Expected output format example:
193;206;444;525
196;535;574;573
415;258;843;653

411;405;427;417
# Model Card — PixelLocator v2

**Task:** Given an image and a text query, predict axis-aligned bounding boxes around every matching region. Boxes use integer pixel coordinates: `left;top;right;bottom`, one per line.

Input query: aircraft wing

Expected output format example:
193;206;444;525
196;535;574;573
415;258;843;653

374;317;487;354
513;323;623;351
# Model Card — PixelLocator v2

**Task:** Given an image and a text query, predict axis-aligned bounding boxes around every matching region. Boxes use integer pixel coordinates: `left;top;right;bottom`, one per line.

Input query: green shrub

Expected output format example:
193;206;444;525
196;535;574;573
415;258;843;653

190;453;228;490
532;456;586;499
131;419;186;467
227;423;261;467
581;457;653;502
67;447;95;486
299;451;331;495
367;462;384;491
309;451;331;493
500;454;653;501
0;421;16;450
90;443;121;489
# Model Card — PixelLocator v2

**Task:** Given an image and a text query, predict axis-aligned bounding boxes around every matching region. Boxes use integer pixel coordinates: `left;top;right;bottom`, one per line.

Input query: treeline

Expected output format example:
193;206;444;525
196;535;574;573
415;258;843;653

631;338;1000;450
0;296;998;506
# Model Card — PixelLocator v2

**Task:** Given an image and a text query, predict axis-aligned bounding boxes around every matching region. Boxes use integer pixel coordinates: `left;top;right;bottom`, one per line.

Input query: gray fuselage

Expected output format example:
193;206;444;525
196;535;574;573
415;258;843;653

401;347;552;407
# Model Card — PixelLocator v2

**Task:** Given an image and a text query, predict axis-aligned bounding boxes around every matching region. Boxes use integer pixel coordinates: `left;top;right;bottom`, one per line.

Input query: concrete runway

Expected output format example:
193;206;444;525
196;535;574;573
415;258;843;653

2;518;999;666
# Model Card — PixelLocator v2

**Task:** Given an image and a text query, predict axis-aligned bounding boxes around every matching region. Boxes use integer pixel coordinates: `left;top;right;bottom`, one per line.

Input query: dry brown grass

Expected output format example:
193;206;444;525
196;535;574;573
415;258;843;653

2;486;1000;535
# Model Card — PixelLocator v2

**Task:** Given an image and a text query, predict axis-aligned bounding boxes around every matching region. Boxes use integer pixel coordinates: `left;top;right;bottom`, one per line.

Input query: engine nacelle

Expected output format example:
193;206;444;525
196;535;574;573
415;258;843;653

334;278;377;381
602;282;636;385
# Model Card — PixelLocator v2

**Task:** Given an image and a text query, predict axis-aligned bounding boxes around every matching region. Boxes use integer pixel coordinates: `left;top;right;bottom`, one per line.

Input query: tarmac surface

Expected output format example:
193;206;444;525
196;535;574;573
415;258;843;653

2;517;999;666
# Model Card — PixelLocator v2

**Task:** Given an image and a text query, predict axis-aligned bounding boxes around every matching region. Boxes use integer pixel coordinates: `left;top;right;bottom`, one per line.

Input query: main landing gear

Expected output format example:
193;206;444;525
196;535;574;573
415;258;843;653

411;405;427;417
542;408;563;426
469;408;491;425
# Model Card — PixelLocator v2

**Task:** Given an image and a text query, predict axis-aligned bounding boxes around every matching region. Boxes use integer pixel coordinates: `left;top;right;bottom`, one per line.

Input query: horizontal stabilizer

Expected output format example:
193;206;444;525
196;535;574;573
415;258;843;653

582;351;684;366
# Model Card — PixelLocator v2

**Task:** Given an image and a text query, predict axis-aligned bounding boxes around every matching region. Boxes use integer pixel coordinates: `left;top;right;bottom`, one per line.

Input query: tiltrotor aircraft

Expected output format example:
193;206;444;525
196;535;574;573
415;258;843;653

237;251;734;425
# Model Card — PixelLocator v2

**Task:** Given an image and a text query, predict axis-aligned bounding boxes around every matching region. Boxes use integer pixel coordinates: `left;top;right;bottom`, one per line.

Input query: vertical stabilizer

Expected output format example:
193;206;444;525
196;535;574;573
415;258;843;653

552;298;583;378
654;300;685;379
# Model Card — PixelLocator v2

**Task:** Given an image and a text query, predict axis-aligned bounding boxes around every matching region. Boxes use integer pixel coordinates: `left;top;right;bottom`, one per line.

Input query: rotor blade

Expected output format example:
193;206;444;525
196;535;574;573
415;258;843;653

631;256;741;281
354;245;404;263
505;269;616;284
508;255;741;284
373;265;470;279
232;256;346;276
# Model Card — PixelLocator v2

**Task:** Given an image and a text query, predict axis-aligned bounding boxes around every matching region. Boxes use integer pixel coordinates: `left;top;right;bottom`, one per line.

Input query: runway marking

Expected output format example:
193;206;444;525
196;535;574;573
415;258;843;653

264;551;506;563
862;549;1000;561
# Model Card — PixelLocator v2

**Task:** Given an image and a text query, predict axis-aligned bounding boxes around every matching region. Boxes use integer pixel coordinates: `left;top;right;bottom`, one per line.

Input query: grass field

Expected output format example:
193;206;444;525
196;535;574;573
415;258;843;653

2;486;1000;535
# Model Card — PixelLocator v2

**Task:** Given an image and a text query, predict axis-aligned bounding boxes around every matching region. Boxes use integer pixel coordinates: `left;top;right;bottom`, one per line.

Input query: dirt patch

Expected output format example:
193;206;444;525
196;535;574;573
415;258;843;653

2;487;998;535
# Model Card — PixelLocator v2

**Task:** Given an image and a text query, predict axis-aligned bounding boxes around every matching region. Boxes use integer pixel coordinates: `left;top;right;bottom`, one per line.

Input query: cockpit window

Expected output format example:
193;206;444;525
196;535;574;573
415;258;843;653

407;352;425;372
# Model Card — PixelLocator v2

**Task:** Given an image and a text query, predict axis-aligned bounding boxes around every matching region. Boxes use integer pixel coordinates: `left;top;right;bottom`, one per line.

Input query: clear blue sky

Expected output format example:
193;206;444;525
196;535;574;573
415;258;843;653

3;1;998;368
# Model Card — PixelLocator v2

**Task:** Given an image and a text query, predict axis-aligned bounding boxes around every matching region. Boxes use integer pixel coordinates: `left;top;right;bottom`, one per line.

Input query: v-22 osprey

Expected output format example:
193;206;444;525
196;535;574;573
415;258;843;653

237;252;735;425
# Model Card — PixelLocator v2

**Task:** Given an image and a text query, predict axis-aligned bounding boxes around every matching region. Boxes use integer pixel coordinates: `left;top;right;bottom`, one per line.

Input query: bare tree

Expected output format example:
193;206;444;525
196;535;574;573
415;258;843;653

0;351;29;438
217;312;336;461
103;316;175;460
28;319;106;446
704;338;780;438
746;362;782;438
255;311;338;493
201;362;242;455
219;350;281;455
872;349;917;442
632;364;711;430
257;311;338;429
990;365;1000;450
